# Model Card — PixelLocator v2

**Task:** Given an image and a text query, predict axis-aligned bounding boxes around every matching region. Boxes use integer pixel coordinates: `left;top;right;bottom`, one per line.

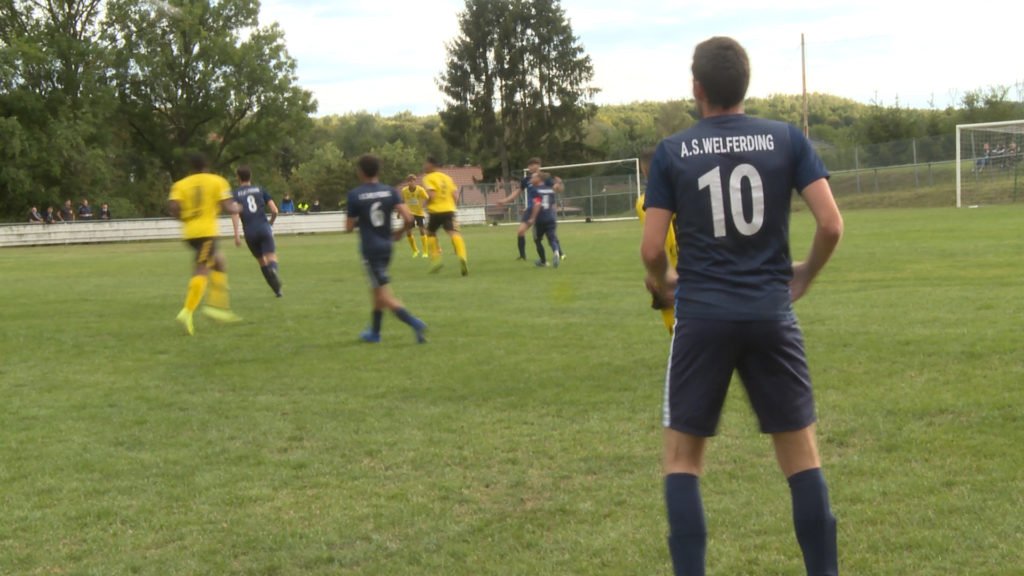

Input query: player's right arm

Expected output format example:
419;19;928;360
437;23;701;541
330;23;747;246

790;178;843;302
231;208;242;247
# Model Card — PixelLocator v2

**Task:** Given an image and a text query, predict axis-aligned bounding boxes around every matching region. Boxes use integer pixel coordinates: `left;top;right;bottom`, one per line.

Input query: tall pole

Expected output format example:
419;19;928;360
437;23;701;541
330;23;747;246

801;33;809;138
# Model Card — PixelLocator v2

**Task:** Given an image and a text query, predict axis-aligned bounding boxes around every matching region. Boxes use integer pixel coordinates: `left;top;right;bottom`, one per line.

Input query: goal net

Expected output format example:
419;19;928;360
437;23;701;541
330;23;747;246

520;158;641;222
956;120;1024;207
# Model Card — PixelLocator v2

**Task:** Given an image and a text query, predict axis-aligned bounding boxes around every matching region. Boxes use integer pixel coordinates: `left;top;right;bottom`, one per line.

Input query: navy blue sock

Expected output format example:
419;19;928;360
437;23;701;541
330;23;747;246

260;264;282;293
665;473;706;576
372;310;383;334
535;239;546;263
393;307;420;328
517;235;526;258
788;468;838;576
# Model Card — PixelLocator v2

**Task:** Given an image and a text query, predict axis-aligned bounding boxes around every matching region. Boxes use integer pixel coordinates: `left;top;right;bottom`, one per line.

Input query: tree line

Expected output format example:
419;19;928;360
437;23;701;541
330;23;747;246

2;0;1022;222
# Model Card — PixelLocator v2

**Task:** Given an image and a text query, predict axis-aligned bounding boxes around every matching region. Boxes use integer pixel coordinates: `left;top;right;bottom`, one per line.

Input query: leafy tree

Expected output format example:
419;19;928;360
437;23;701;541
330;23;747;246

0;0;117;218
102;0;316;183
438;0;597;179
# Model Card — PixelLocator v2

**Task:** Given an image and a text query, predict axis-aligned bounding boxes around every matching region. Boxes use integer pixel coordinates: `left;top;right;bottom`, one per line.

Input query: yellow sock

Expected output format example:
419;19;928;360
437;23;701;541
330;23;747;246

452;235;467;261
184;275;208;312
427;236;439;259
207;270;231;309
660;308;675;335
407;234;418;253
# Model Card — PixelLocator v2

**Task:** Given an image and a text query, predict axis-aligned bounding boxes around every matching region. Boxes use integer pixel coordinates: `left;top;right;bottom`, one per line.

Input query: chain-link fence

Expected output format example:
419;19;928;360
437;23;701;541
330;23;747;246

457;133;1021;214
459;174;640;223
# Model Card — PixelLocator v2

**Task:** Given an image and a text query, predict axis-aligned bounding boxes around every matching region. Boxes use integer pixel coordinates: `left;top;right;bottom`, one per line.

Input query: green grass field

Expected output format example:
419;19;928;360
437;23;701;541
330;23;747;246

2;209;1022;575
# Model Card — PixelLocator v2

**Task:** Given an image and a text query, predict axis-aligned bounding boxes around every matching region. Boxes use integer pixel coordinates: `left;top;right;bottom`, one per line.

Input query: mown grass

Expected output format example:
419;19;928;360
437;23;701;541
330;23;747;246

1;207;1022;575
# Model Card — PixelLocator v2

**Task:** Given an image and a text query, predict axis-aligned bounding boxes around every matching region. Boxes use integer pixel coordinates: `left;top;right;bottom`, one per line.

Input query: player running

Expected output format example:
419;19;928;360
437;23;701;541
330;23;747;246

422;156;469;276
231;166;283;297
345;154;427;344
168;152;242;335
642;37;843;576
400;174;430;258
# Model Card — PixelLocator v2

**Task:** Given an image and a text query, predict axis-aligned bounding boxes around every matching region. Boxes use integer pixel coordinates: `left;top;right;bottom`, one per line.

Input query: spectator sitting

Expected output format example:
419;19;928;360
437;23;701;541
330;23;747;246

1009;142;1019;164
60;199;75;222
44;206;57;224
280;194;295;214
310;199;322;213
297;200;309;213
975;143;991;172
27;205;44;224
99;203;112;220
78;198;93;220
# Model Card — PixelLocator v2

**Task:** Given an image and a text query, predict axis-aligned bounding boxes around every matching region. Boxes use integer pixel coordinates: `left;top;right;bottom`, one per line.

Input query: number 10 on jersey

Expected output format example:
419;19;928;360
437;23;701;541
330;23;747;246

699;164;765;238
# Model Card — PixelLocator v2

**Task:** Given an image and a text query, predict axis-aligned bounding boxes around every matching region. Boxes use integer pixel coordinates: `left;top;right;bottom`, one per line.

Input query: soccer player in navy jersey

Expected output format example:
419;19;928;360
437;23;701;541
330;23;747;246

345;154;427;344
496;157;566;261
526;171;562;268
642;37;844;576
231;166;283;297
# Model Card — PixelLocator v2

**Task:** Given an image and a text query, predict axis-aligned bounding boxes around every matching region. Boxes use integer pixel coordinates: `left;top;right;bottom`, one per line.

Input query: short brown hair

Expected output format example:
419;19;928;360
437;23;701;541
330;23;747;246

527;157;542;166
357;154;380;178
692;37;750;109
236;166;252;182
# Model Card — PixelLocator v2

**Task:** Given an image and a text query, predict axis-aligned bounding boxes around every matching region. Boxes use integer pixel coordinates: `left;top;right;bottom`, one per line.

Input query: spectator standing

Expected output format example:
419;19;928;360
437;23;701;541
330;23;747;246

78;198;94;220
280;194;295;214
60;200;75;223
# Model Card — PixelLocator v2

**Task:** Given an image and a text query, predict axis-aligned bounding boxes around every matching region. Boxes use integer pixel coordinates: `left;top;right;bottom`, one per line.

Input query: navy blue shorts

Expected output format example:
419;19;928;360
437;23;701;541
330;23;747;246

413;215;426;228
244;227;276;259
663;315;816;436
362;253;392;288
520;209;531;223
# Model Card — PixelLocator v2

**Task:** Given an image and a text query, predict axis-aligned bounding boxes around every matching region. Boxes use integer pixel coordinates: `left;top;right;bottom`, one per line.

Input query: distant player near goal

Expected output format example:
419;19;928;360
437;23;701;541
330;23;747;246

231;166;283;297
642;37;843;576
496;157;566;261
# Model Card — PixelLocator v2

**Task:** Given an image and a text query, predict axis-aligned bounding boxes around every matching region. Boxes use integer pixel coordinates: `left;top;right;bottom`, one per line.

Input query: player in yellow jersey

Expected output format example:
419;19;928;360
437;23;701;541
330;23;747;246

167;152;242;335
422;156;469;276
637;149;678;334
400;174;430;258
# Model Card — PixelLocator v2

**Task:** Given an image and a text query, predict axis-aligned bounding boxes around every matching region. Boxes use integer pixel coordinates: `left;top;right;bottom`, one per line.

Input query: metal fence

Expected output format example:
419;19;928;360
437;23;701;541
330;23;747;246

457;133;1021;213
459;174;640;223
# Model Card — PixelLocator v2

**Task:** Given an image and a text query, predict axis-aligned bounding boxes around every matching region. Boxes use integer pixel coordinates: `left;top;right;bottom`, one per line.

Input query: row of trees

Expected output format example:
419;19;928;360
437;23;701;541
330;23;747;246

2;0;1023;221
1;0;314;219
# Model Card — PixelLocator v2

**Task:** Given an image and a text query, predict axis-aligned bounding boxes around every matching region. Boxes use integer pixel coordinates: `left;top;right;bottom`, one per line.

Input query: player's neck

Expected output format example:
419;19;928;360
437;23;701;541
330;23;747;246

701;103;744;119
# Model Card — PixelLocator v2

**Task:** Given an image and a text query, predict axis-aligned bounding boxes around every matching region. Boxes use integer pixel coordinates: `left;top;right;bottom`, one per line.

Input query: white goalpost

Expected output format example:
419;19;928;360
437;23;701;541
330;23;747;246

955;119;1024;208
521;158;642;222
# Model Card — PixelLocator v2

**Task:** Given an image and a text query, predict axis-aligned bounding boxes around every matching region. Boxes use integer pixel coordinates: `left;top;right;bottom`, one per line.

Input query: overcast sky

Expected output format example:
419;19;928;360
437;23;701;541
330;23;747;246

259;0;1023;117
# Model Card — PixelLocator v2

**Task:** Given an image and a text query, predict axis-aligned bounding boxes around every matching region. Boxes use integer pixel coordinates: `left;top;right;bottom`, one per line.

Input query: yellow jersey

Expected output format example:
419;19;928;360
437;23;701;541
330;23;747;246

402;185;429;217
423;170;457;214
168;172;232;239
636;193;678;267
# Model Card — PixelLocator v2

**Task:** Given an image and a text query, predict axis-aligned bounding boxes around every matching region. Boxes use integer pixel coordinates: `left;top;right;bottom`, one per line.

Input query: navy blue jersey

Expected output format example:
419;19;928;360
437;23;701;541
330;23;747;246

347;183;402;256
233;185;273;232
644;114;829;321
531;185;557;224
